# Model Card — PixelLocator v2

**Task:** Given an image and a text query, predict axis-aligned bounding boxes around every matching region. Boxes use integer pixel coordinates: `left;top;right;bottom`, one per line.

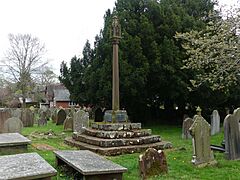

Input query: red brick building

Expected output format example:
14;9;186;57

45;84;71;108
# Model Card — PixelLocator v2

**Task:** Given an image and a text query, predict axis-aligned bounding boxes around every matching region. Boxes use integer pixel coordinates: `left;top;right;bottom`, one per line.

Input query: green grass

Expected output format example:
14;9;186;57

18;122;239;179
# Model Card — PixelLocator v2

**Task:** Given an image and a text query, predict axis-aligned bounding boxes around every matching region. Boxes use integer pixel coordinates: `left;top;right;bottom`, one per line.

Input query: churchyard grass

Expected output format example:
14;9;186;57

19;121;238;179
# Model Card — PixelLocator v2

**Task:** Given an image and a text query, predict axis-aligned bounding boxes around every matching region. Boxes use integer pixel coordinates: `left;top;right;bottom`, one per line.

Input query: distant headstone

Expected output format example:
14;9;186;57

211;110;220;135
38;111;47;126
182;117;194;139
63;116;73;131
139;148;168;179
189;115;217;167
3;117;23;133
21;108;34;127
45;109;51;121
56;109;66;125
224;108;240;160
51;108;58;123
73;110;89;133
12;108;22;119
0;108;11;133
94;107;103;122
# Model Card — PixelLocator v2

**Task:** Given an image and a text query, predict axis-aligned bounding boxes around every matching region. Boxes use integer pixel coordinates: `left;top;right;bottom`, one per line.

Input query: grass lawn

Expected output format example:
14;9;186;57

19;121;238;180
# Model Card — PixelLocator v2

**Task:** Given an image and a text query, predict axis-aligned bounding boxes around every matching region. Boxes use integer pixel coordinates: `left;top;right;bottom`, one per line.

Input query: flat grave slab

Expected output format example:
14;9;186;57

0;152;57;179
0;133;31;154
54;150;127;180
0;133;31;146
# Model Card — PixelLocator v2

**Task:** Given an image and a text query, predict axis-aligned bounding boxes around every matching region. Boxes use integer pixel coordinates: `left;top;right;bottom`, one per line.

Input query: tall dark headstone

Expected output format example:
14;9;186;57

94;108;103;122
56;109;66;125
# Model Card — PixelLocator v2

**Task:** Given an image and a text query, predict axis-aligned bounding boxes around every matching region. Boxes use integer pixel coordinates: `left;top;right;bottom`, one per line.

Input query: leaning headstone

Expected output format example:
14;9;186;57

0;108;11;133
182;117;194;139
189;115;217;167
224;108;240;160
139;148;167;179
211;110;220;135
73;110;89;133
38;111;47;126
63;116;73;131
21;108;34;127
3;117;23;133
56;109;66;125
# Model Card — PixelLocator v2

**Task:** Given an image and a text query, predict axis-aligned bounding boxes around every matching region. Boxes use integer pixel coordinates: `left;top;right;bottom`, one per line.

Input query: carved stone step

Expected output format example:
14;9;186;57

91;123;141;131
83;128;152;139
65;137;172;156
72;134;161;147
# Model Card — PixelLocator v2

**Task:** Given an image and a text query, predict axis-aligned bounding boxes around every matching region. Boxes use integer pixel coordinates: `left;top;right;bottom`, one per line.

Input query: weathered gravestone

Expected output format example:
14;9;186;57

0;133;31;154
56;109;67;125
54;150;127;180
224;108;240;160
189;115;217;167
21;108;34;127
38;111;47;126
0;108;11;133
12;108;22;119
211;110;220;135
46;109;51;121
3;117;23;133
182;117;194;139
139;148;167;179
0;153;57;179
73;110;89;133
51;108;58;123
64;116;73;131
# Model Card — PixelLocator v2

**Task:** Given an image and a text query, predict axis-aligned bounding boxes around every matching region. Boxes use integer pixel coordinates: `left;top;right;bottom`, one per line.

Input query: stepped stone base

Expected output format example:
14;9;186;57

65;122;172;156
91;123;141;131
65;137;172;156
73;133;161;147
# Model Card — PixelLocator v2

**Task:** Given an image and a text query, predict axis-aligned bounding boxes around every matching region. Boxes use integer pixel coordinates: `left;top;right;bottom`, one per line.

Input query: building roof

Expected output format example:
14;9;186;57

53;88;70;101
46;84;70;102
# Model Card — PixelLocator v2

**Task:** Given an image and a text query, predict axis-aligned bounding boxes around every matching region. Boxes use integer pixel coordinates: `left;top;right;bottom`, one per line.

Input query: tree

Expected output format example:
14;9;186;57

175;8;240;92
60;0;217;122
3;33;46;107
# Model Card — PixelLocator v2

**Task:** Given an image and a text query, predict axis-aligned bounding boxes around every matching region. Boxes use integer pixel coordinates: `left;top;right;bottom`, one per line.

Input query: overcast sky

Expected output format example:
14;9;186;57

0;0;238;75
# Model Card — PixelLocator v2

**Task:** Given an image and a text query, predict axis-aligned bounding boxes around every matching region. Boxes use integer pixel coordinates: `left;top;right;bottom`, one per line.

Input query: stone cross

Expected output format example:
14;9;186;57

111;15;121;120
189;115;216;167
224;108;240;160
211;110;220;135
182;117;194;139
